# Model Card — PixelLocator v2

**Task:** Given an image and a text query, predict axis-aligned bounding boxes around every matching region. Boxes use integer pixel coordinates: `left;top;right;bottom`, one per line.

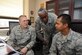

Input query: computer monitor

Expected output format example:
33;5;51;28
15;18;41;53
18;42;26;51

9;21;19;30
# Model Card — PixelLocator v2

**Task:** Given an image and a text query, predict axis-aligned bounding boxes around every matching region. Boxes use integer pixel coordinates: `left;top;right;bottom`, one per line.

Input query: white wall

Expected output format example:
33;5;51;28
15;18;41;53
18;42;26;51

23;0;29;18
29;0;36;18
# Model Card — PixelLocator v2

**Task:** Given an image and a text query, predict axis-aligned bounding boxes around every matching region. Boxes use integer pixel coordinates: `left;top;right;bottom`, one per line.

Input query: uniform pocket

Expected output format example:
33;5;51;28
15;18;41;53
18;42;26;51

15;33;22;40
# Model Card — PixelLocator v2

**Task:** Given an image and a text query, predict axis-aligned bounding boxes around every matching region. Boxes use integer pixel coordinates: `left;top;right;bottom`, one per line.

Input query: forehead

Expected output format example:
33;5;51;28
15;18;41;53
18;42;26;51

39;13;46;16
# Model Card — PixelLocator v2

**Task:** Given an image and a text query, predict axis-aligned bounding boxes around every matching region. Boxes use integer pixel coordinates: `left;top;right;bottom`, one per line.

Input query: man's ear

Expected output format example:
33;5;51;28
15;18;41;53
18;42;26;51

64;23;68;28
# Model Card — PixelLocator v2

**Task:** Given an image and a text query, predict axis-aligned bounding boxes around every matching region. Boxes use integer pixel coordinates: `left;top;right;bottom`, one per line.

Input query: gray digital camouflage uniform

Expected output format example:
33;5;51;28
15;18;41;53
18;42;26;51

35;13;57;55
7;25;36;55
50;29;82;55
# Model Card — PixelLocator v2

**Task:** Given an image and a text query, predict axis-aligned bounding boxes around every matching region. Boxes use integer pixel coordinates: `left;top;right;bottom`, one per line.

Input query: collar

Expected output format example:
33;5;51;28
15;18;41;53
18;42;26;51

58;29;73;41
66;29;73;41
17;25;29;33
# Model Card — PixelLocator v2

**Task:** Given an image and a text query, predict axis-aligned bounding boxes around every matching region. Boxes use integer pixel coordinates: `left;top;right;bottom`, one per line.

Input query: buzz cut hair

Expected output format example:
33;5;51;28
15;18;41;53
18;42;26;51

19;15;27;20
57;14;71;28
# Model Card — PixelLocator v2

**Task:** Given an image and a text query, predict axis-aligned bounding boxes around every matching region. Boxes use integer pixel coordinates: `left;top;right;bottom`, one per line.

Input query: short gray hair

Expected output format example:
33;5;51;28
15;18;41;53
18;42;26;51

19;15;27;20
38;8;47;14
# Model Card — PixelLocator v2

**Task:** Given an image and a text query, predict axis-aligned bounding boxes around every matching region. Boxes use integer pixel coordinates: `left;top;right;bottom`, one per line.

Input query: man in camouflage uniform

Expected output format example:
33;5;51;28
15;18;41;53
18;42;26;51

7;15;36;55
35;8;57;55
49;14;82;55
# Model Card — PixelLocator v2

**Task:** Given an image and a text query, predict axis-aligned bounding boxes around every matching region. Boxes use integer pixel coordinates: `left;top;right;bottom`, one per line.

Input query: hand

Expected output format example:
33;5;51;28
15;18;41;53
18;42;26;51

7;46;13;53
43;39;48;45
20;47;28;55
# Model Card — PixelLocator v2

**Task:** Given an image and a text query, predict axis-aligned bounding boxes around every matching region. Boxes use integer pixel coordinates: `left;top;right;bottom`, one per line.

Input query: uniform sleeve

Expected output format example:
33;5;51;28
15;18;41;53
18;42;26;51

49;13;57;22
26;28;36;49
54;13;57;21
51;13;58;37
35;18;44;41
75;37;82;55
7;28;16;47
49;35;57;55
